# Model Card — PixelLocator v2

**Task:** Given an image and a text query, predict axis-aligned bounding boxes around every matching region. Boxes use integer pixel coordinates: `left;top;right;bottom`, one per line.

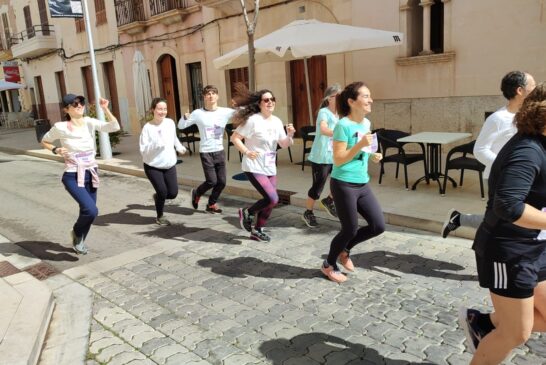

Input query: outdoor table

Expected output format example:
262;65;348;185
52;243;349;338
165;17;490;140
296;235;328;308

397;132;472;194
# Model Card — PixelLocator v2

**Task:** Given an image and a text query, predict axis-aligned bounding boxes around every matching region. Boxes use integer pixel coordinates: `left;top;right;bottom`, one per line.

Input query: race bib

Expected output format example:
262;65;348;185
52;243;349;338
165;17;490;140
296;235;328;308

327;137;333;152
264;151;277;166
359;132;378;153
205;125;223;139
72;150;95;164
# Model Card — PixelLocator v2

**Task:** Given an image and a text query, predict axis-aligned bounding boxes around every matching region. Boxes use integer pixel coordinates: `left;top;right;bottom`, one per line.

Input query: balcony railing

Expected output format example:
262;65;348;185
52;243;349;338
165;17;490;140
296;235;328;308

115;0;146;27
10;25;54;45
150;0;196;16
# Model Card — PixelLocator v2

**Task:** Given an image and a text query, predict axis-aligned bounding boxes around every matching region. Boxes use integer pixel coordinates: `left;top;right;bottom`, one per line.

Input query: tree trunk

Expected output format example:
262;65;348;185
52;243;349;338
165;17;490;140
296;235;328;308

248;32;256;91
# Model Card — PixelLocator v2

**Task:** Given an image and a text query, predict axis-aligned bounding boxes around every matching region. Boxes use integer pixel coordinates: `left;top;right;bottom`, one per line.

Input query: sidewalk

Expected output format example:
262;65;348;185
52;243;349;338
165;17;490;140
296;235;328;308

0;127;485;239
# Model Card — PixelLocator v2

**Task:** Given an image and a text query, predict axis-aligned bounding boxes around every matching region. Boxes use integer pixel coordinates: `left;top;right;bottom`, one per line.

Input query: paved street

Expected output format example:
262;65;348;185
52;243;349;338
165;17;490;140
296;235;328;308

1;152;545;364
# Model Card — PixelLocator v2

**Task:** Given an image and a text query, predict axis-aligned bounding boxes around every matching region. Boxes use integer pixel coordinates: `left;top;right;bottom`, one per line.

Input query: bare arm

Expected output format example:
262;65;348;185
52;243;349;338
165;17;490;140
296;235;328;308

513;205;546;230
319;120;333;137
333;134;373;166
231;131;259;159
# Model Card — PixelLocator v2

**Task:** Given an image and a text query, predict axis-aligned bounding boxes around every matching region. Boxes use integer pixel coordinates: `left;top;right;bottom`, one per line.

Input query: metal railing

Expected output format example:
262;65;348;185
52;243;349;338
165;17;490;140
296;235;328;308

115;0;146;27
10;24;54;45
150;0;196;16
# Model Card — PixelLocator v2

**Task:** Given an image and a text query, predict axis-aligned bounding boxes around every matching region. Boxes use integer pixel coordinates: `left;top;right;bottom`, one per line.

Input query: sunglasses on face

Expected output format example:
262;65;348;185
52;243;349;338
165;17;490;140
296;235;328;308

70;100;85;108
261;97;276;103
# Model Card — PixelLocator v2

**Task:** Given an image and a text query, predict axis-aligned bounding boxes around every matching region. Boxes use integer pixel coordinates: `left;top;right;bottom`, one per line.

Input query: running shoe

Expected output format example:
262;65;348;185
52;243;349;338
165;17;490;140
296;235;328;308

206;204;223;214
338;250;354;272
320;196;338;218
442;209;461;238
190;188;200;210
458;307;489;353
250;228;271;242
156;216;171;226
71;230;88;255
302;210;318;228
320;261;347;283
238;208;253;232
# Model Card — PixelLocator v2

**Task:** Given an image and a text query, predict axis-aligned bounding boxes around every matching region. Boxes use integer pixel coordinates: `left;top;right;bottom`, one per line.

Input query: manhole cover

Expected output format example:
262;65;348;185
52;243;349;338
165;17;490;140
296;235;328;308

24;262;59;280
0;261;21;278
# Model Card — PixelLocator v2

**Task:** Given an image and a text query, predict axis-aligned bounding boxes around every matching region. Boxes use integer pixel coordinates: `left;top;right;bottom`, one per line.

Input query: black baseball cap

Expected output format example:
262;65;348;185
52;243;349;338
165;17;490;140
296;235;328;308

62;94;85;107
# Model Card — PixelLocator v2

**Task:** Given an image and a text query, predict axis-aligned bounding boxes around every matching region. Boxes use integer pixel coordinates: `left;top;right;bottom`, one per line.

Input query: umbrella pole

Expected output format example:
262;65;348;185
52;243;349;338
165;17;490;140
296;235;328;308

303;57;313;126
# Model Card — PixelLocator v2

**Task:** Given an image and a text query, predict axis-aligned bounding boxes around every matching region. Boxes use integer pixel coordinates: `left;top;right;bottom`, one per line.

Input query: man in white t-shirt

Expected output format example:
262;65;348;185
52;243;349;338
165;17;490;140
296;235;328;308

442;71;536;238
178;85;234;213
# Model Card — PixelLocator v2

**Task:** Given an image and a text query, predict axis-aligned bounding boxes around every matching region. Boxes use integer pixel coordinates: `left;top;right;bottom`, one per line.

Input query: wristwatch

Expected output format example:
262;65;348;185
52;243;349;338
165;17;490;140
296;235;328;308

52;147;58;155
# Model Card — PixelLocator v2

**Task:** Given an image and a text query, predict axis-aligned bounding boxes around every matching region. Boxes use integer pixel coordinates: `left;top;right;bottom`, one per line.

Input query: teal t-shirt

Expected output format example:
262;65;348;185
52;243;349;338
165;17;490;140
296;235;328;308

308;108;338;164
331;117;372;184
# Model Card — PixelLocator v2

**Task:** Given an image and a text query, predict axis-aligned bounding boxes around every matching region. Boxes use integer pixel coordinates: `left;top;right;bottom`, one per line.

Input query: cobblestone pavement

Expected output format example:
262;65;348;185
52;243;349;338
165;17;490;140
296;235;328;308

77;202;544;365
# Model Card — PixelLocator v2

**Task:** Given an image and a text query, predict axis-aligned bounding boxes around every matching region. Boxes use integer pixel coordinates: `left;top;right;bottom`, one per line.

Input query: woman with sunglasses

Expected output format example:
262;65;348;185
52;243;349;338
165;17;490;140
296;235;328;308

140;98;187;226
231;89;295;242
40;94;120;255
302;83;342;228
321;82;384;283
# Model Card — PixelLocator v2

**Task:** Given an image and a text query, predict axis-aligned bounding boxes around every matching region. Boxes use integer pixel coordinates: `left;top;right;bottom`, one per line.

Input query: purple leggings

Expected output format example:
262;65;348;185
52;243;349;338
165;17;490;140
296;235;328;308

245;172;279;228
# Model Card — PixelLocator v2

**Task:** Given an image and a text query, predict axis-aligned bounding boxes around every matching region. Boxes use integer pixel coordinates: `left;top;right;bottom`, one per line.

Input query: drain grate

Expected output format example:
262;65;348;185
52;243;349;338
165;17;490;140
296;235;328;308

277;189;296;205
0;261;21;278
24;262;59;280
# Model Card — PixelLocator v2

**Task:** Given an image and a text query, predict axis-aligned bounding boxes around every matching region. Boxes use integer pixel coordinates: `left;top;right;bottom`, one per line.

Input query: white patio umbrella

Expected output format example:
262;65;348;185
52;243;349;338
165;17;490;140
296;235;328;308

0;79;24;92
213;19;403;124
132;50;152;123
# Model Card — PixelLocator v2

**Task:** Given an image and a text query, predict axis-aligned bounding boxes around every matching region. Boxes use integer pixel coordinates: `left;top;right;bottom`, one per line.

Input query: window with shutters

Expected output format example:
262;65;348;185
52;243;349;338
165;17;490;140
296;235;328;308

95;0;107;26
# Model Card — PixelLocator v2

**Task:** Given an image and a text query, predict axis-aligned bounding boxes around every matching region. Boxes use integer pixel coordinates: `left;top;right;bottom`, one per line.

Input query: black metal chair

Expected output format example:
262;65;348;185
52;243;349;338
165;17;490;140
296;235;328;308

276;125;293;164
300;125;315;171
377;129;427;190
178;124;200;155
224;123;242;162
442;140;485;198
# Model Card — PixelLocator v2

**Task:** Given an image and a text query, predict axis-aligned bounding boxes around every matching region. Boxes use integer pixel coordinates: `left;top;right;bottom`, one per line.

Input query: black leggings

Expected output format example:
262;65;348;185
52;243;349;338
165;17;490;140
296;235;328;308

307;162;332;200
327;178;385;266
144;163;178;218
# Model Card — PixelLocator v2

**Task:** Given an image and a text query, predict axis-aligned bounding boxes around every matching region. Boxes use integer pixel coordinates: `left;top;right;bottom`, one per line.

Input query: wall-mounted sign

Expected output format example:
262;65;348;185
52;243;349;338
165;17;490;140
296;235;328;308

2;61;20;83
49;0;83;18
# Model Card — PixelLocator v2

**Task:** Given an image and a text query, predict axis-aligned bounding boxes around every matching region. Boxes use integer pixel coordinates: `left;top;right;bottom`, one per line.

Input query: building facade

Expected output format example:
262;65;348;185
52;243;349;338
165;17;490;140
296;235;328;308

1;0;545;136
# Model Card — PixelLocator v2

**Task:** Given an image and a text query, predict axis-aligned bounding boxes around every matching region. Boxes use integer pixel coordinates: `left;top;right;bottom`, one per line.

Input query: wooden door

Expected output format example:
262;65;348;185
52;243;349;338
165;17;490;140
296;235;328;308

81;66;95;104
187;62;203;110
55;71;66;119
290;56;327;133
159;55;180;120
35;76;47;120
229;67;249;99
103;61;120;121
23;6;34;38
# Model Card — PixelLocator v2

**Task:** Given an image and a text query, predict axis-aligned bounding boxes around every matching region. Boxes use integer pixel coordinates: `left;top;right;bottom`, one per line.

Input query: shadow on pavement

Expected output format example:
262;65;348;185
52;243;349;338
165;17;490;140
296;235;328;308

197;256;322;279
94;204;197;226
14;241;78;262
139;227;244;245
259;332;435;364
349;250;477;281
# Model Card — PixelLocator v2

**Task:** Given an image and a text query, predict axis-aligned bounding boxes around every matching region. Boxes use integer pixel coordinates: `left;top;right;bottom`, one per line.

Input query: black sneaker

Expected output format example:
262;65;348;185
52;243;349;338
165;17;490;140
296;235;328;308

442;209;461;238
190;188;199;210
71;230;88;255
238;208;253;232
302;210;318;228
320;197;338;218
250;228;271;242
458;307;489;353
205;204;223;214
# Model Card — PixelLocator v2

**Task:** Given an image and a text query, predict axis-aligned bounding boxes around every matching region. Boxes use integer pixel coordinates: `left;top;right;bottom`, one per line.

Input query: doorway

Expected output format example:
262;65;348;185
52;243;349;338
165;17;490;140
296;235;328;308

187;62;203;111
158;54;181;121
34;76;47;120
289;55;327;133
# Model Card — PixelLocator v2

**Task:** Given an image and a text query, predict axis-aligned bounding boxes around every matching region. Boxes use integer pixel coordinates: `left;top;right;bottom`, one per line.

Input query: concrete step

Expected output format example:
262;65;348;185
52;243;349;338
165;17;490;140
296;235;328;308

0;259;55;365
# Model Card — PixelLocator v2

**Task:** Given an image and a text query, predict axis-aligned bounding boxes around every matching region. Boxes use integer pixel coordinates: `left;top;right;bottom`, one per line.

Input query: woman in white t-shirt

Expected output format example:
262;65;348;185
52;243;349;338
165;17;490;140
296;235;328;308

40;94;120;255
231;89;295;242
140;98;186;226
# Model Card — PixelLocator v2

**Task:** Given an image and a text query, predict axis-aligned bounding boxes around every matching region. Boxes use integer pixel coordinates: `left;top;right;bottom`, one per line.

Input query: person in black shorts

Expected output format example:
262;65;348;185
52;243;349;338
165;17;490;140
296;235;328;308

459;83;546;363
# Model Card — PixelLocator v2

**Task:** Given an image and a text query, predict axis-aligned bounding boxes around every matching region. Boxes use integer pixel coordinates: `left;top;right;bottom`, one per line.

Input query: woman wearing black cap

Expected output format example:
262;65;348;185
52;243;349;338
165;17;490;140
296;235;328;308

40;94;120;254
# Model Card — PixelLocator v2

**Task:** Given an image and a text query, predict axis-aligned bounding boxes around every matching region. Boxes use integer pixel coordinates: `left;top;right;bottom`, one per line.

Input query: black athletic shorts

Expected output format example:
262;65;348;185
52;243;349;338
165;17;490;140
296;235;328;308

476;250;546;299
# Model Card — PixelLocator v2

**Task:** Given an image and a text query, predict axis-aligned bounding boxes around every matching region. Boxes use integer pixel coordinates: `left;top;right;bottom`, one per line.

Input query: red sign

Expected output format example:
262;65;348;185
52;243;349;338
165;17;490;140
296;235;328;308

3;64;20;83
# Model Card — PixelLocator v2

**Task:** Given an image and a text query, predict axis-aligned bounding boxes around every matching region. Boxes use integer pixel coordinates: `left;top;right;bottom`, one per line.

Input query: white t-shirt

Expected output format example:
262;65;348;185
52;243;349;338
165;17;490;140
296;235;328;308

235;113;287;176
41;117;120;172
140;118;185;169
473;106;516;179
177;107;234;153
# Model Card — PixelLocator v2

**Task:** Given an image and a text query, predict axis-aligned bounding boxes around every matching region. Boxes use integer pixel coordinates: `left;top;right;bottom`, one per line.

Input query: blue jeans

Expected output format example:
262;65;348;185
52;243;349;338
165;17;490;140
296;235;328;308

62;170;98;239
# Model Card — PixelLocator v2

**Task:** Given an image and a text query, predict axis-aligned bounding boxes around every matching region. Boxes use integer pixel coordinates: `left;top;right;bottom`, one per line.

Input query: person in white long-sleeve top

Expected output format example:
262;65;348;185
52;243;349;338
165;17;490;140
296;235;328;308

441;71;536;238
140;97;186;226
41;94;120;255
